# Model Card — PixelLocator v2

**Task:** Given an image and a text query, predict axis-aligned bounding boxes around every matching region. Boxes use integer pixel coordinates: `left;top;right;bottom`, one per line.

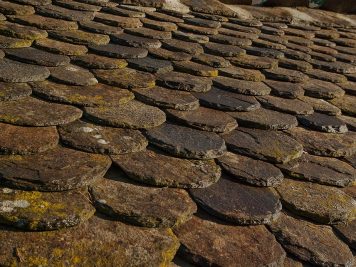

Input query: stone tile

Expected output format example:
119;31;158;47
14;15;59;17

173;61;218;77
252;39;286;50
315;29;339;39
228;18;262;27
172;30;209;44
306;69;347;83
346;73;356;82
89;43;148;58
309;51;336;62
0;35;32;49
194;87;261;111
0;215;179;266
166;107;237;133
213;77;270;96
287;127;356;158
209;34;252;47
269;212;354;267
31;81;133;107
71;53;127;69
185;17;221;28
0;59;50;82
0;146;111;191
0;22;47;40
257;95;313;115
223;128;303;164
229;54;278;70
8;0;51;5
258;33;288;45
334;220;356;250
335;46;356;56
149;47;192;61
146;11;184;23
192;53;230;68
222;22;260;34
133;86;199;111
0;50;3;58
49;30;110;46
125;27;172;40
263;68;309;83
127;57;173;73
178;23;218;35
79;20;123;35
112;32;162;49
261;25;284;36
34;38;88;56
285;35;313;47
310;44;337;56
278;153;355;187
302;79;345;99
228;108;298;130
0;0;34;15
101;6;145;17
312;37;336;48
54;0;101;11
190;176;281;225
219;67;265;82
4;47;70;67
161;39;204;55
94;12;142;27
0;123;58;155
157;71;212;92
334;38;356;48
245;47;284;59
311;60;356;75
93;68;155;89
141;17;178;31
217;152;283;187
90;172;196;227
10;14;78;31
204;42;246;57
219;28;258;39
174;213;286;267
84;100;165;129
329;95;356;116
340;115;356;131
36;4;95;21
298;112;348;133
146;123;226;160
278;58;312;72
0;188;95;231
0;82;32;101
299;96;341;116
276;179;356;224
283;48;311;61
191;11;228;22
50;65;98;86
112;149;221;188
338;82;356;95
0;96;82;126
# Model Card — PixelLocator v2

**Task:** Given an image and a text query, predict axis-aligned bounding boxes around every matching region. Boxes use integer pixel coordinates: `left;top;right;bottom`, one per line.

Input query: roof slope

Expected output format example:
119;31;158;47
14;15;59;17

0;0;355;266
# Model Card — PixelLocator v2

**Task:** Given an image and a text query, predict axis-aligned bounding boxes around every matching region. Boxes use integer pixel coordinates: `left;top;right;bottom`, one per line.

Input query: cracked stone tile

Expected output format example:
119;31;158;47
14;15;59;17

49;30;110;46
0;123;58;155
299;96;341;116
34;38;88;56
50;65;98;86
0;96;82;126
84;100;166;129
297;112;348;133
229;54;278;70
174;213;286;267
112;33;162;49
146;123;226;160
219;66;265;82
71;53;127;69
329;95;356;116
125;27;172;40
223;127;303;164
36;4;95;21
0;215;179;266
31;80;134;107
213;77;270;96
269;212;354;267
94;12;142;27
0;146;111;191
302;79;345;99
0;0;34;15
257;95;313;115
0;59;50;82
217;152;283;187
0;188;95;231
0;82;32;101
89;43;148;58
149;47;192;61
112;148;221;188
157;71;212;92
173;61;218;77
166;107;237;133
161;39;204;55
89;171;197;227
79;20;123;35
0;22;47;40
204;42;245;57
10;14;79;30
276;179;356;224
195;87;260;111
58;120;147;155
127;57;173;73
0;35;32;49
209;34;252;47
278;153;355;187
133;86;199;111
334;220;356;250
306;69;347;83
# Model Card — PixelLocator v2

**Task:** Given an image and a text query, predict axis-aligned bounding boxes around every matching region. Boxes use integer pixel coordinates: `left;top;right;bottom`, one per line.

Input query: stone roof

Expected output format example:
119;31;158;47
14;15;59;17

0;0;355;266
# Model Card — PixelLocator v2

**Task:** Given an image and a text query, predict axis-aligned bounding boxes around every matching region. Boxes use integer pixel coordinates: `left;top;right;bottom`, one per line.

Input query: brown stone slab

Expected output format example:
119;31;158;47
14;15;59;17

0;82;31;101
50;65;98;86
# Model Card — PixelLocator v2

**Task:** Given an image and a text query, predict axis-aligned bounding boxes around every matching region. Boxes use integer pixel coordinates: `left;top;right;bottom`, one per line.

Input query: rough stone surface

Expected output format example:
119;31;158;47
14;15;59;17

0;97;82;126
263;68;309;83
112;33;162;49
302;79;345;99
213;76;270;96
276;179;356;224
34;38;88;56
204;42;246;57
49;30;110;46
127;57;173;74
59;120;148;155
0;59;50;82
229;54;278;69
146;123;226;160
217;152;283;187
11;14;78;31
112;149;221;188
257;95;313;115
334;220;356;250
0;188;95;231
0;147;111;191
50;65;98;86
299;96;341;116
297;112;348;133
264;80;304;99
0;82;32;101
89;43;148;58
219;66;265;82
71;54;128;69
157;71;212;92
329;95;356;116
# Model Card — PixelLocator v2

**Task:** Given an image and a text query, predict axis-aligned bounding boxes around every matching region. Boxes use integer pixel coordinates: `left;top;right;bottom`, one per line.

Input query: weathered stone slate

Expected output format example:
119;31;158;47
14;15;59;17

0;1;34;15
146;10;184;23
245;47;284;59
340;115;356;131
173;30;209;44
219;67;265;82
195;87;260;111
0;146;111;191
58;120;147;155
166;107;237;133
302;79;345;99
217;152;283;187
173;61;218;77
228;108;297;130
149;47;192;61
49;30;110;46
264;80;304;99
161;39;204;55
257;95;313;115
276;179;356;224
329;95;356;116
229;54;277;70
146;123;226;159
0;59;50;82
34;38;88;56
223;128;303;164
306;69;347;84
0;35;31;49
0;22;47;40
334;220;356;250
0;188;95;231
36;4;95;21
4;47;70;67
111;33;162;49
84;100;166;129
133;86;199;111
0;82;31;101
127;57;173;73
94;12;142;27
89;172;196;227
93;68;155;89
192;53;230;68
0;215;179;266
338;82;356;96
209;34;252;47
174;213;286;267
204;42;246;57
89;43;148;58
297;112;348;133
50;65;98;86
278;58;312;72
213;77;270;96
31;80;133;107
269;212;354;267
141;17;177;31
125;27;172;40
263;68;308;83
157;71;212;92
278;153;355;187
299;96;341;116
0;123;58;155
54;0;102;11
79;20;123;35
287;127;356;158
0;97;82;126
112;149;221;188
71;54;128;69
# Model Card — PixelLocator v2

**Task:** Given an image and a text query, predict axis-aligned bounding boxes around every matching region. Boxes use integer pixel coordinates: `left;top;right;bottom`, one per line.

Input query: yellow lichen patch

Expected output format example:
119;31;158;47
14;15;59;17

115;59;128;69
0;114;21;124
67;94;106;106
159;228;180;267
